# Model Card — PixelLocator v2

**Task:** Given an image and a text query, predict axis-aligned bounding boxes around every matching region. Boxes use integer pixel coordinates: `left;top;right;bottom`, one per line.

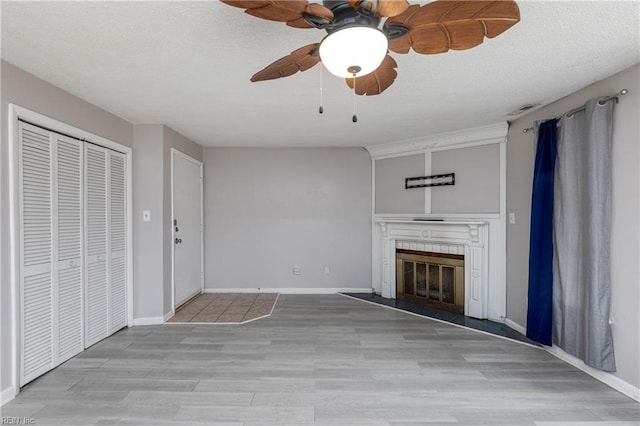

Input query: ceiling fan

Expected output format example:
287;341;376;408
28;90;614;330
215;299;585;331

221;0;520;96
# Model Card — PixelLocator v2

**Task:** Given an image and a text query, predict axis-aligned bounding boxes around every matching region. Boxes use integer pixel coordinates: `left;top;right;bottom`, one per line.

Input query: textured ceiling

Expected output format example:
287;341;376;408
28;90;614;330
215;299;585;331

2;1;639;147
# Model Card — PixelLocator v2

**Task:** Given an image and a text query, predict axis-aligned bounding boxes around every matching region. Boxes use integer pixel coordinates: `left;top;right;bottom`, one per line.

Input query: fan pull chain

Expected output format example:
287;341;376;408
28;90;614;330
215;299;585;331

352;73;358;123
319;65;324;114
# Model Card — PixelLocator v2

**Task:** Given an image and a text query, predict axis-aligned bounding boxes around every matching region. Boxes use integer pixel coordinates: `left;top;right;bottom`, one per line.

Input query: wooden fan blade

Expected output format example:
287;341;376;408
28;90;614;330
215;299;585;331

245;2;307;23
348;0;409;17
388;34;412;54
345;55;398;96
287;3;335;28
221;1;267;9
305;3;335;21
384;0;520;55
377;0;410;17
220;0;333;29
251;43;321;82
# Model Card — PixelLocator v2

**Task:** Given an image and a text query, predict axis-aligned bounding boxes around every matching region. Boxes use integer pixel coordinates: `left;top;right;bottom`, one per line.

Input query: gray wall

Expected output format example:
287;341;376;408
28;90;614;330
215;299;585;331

132;124;203;319
375;154;425;214
431;144;500;214
374;146;501;215
1;61;133;394
132;124;165;319
204;148;371;291
506;64;640;388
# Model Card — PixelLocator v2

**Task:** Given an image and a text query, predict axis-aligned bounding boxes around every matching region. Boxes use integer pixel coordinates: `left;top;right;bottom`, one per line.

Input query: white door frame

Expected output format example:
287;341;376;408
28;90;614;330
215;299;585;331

170;148;204;314
7;104;134;401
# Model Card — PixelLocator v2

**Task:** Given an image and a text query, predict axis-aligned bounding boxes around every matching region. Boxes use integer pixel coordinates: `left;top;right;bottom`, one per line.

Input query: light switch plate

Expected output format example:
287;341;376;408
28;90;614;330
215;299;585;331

143;210;151;222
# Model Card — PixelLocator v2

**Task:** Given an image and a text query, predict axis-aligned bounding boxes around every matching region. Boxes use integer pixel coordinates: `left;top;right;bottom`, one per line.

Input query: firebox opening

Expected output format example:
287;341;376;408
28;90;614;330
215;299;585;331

396;249;464;314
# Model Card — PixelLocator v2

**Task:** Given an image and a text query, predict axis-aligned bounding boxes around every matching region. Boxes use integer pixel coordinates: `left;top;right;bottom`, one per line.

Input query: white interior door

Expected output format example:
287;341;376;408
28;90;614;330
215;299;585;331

19;122;54;385
108;151;127;333
54;134;84;364
16;113;130;388
19;126;85;384
172;150;203;308
84;144;109;347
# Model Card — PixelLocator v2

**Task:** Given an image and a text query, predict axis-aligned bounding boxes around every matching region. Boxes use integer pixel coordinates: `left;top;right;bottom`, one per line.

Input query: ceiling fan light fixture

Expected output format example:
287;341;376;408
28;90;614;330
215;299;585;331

319;26;388;78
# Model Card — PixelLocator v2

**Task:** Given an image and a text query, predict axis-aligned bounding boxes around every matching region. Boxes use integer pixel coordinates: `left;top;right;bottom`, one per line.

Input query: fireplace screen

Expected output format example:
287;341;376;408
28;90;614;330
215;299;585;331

396;250;464;313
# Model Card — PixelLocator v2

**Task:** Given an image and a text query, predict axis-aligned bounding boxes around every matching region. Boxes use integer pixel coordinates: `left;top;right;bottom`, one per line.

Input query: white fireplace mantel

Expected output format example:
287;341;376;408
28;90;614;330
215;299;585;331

374;217;504;320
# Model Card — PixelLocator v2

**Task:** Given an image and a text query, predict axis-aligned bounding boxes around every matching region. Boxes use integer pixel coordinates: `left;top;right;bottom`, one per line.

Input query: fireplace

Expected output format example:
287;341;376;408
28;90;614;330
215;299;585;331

396;249;464;313
374;218;502;320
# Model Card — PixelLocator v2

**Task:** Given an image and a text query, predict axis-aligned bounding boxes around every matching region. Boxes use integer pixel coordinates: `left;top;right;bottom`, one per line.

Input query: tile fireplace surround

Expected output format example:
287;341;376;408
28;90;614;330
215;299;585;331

374;217;505;321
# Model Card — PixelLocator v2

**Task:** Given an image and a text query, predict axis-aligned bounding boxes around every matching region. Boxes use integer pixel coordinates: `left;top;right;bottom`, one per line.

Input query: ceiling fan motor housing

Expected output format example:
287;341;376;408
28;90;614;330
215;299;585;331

323;0;381;33
320;1;409;40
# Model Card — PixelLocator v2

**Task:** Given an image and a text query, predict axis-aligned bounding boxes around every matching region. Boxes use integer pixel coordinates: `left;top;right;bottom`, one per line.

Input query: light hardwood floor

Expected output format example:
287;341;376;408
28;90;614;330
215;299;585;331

2;294;639;425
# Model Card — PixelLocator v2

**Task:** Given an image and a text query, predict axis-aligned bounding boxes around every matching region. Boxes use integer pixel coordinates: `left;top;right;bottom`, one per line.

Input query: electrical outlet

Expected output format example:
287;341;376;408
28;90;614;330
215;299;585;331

509;212;516;224
324;266;330;275
292;267;301;275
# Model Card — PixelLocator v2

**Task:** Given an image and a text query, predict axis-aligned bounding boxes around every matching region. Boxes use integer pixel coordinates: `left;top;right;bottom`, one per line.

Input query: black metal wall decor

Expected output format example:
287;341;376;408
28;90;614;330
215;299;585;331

405;173;455;189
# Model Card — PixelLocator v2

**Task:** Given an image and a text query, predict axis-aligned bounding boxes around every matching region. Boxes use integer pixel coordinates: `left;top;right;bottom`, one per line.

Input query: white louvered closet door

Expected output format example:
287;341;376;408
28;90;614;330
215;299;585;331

84;144;109;347
109;151;127;333
19;121;129;386
19;122;54;385
54;135;84;363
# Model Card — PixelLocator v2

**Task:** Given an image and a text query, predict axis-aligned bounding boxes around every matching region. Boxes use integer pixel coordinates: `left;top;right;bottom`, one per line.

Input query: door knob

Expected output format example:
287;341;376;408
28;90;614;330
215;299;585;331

175;238;182;244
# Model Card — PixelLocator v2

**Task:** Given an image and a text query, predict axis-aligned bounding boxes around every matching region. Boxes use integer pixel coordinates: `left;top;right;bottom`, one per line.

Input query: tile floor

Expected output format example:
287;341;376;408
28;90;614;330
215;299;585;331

168;293;278;323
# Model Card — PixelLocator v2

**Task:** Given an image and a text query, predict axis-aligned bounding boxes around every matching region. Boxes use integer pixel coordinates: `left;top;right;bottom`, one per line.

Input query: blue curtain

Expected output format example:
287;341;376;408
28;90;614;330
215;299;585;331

526;119;557;345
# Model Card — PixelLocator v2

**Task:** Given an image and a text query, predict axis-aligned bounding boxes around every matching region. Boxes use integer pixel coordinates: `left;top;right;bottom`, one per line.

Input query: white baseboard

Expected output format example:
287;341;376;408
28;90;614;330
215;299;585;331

132;316;165;326
504;318;527;335
204;287;372;295
547;345;640;402
1;386;16;406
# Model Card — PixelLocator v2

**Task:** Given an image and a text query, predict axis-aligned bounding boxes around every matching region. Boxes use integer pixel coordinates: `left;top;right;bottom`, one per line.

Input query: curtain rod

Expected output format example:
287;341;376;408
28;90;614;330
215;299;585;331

522;89;629;134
